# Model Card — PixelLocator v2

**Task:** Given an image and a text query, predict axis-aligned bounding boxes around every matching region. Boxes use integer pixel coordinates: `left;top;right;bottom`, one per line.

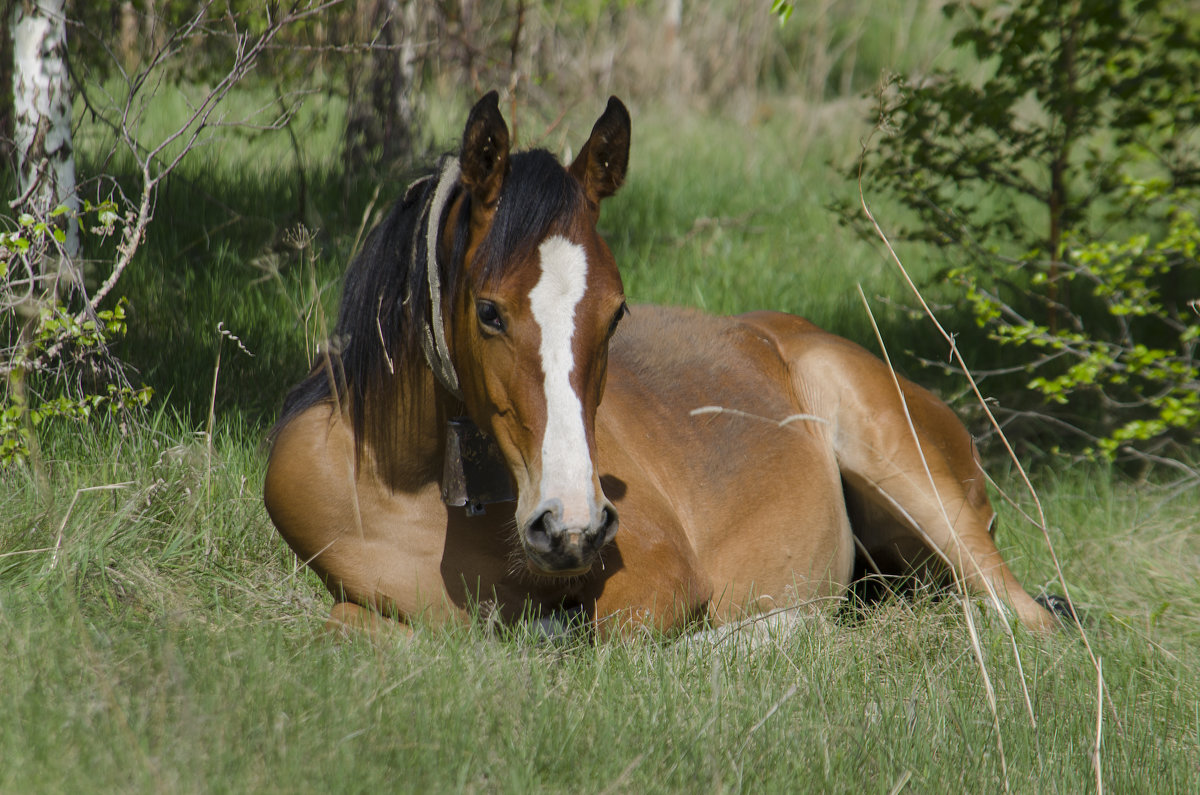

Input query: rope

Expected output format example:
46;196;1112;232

418;156;464;401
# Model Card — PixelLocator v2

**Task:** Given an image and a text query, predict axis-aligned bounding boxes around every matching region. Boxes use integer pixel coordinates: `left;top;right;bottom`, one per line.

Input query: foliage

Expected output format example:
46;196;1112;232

853;0;1200;254
1;202;153;467
959;182;1200;465
846;0;1200;473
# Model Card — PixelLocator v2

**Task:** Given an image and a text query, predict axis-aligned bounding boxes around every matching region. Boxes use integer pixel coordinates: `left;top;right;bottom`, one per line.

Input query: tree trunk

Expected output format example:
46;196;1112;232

342;0;420;175
0;7;13;166
11;0;80;272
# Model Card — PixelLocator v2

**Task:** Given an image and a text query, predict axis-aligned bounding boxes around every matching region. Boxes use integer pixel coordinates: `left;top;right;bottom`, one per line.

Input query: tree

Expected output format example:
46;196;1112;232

2;1;335;470
342;0;422;171
11;0;79;266
847;0;1200;478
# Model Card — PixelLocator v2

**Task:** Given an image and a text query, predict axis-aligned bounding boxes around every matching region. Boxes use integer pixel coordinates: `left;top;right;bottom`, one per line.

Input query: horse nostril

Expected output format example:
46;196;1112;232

522;500;615;571
524;509;557;554
596;503;619;548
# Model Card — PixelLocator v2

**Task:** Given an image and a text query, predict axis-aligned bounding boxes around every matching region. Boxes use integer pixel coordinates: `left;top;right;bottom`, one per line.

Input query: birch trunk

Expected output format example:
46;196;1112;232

11;0;80;273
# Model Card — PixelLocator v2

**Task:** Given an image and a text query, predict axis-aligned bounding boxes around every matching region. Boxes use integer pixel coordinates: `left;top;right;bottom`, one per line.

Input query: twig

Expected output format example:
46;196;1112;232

0;546;56;560
597;752;648;795
1093;657;1105;793
888;771;913;795
205;336;222;558
737;682;799;757
690;405;828;428
204;323;253;556
857;140;1103;627
49;482;135;571
856;285;1038;731
349;182;384;266
856;124;1118;748
962;598;1010;793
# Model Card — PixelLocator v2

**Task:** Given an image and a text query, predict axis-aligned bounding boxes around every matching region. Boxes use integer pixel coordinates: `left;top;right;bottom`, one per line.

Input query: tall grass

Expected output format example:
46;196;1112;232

4;436;1197;791
3;10;1198;789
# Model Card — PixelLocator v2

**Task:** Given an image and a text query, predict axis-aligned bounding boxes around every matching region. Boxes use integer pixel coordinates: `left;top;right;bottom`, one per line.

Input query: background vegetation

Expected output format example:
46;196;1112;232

844;0;1200;474
2;1;1197;791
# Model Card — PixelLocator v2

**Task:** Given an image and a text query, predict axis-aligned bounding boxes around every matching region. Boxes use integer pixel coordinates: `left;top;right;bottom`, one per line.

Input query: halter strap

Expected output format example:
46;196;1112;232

418;156;464;401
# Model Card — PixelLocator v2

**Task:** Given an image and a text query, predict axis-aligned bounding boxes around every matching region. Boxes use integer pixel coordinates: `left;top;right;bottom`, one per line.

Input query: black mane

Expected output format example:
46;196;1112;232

272;149;587;476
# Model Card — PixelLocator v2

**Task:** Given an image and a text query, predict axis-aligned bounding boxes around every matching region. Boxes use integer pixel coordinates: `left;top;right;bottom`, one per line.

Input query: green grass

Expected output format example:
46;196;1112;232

4;57;1199;793
3;596;1194;793
3;421;1197;791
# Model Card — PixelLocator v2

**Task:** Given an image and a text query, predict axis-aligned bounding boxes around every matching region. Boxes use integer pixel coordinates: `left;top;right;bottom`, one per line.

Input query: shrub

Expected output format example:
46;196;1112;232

844;0;1200;475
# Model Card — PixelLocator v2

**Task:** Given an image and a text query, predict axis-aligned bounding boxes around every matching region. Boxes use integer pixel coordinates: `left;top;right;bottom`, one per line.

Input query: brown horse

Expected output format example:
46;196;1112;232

264;92;1060;639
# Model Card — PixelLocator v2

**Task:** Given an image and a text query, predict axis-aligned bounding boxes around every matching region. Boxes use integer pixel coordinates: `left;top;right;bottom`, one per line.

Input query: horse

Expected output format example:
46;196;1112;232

264;91;1061;640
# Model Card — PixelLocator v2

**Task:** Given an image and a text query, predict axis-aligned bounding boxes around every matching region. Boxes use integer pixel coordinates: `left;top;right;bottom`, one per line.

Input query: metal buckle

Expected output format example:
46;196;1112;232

441;417;516;516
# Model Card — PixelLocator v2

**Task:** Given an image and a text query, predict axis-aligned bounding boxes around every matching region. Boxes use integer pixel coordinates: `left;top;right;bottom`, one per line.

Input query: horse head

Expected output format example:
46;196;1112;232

441;92;630;577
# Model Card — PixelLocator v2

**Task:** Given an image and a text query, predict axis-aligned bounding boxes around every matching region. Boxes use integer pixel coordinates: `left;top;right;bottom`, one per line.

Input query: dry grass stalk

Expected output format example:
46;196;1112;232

855;130;1111;788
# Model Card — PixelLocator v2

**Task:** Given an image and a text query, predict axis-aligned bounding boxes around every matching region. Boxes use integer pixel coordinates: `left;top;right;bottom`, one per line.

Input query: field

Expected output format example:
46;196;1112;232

4;16;1200;793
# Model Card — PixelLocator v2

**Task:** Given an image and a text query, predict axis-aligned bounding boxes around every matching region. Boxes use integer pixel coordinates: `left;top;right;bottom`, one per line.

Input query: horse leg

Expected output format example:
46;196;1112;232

267;405;470;638
836;368;1057;631
743;314;1059;633
326;602;415;642
837;426;1057;633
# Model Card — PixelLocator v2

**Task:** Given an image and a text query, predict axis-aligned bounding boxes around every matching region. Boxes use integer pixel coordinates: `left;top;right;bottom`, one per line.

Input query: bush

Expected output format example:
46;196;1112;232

844;0;1200;476
958;181;1199;467
1;202;153;468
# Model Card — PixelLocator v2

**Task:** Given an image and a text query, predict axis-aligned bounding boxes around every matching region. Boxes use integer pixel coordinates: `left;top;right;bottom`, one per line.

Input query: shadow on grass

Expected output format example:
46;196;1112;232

87;156;412;431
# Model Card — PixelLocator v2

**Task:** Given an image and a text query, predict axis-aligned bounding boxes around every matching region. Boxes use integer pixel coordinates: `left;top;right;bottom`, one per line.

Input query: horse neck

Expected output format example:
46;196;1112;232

362;365;456;491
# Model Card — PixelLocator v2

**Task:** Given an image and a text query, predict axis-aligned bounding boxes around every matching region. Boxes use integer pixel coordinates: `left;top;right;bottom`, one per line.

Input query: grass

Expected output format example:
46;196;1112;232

3;424;1197;791
4;41;1199;794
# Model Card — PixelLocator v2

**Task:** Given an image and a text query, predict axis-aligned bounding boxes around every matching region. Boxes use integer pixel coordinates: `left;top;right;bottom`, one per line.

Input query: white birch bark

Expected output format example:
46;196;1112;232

12;0;80;265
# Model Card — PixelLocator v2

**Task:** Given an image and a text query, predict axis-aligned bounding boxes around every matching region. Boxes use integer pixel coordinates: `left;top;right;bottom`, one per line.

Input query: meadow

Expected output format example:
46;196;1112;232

4;26;1199;794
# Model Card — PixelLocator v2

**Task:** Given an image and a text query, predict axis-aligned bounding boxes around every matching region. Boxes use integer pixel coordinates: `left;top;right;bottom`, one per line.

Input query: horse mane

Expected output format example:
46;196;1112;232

272;149;587;483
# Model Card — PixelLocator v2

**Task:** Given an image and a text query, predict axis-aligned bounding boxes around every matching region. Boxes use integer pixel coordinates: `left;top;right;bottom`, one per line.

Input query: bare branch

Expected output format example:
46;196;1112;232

89;1;340;308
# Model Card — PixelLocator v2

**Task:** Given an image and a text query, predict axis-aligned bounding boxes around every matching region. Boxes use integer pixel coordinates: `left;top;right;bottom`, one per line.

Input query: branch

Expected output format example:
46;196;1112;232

89;1;339;309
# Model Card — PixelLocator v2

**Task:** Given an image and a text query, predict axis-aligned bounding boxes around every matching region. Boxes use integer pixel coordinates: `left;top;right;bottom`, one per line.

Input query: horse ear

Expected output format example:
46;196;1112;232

569;96;631;204
460;91;511;214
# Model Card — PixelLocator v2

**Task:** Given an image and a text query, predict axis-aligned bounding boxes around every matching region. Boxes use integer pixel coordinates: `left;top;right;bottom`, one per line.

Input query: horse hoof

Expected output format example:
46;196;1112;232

530;603;589;642
1035;592;1081;627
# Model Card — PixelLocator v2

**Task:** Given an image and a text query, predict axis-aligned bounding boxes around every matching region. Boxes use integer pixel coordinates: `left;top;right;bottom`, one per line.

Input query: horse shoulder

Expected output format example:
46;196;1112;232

597;307;853;627
264;402;360;550
264;401;454;621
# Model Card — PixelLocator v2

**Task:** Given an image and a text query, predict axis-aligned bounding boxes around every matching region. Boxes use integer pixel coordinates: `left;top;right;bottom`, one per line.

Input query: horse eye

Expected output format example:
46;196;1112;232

476;300;505;334
608;303;628;337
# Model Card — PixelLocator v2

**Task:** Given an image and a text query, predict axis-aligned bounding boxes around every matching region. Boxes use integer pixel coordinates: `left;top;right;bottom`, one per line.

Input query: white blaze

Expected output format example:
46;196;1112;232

528;236;594;526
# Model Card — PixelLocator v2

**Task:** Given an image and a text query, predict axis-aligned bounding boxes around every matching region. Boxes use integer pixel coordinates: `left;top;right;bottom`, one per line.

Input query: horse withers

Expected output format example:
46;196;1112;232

264;91;1060;639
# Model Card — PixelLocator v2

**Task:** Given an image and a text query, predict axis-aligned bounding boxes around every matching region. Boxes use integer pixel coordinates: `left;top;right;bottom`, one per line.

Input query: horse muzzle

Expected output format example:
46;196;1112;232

520;498;618;576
